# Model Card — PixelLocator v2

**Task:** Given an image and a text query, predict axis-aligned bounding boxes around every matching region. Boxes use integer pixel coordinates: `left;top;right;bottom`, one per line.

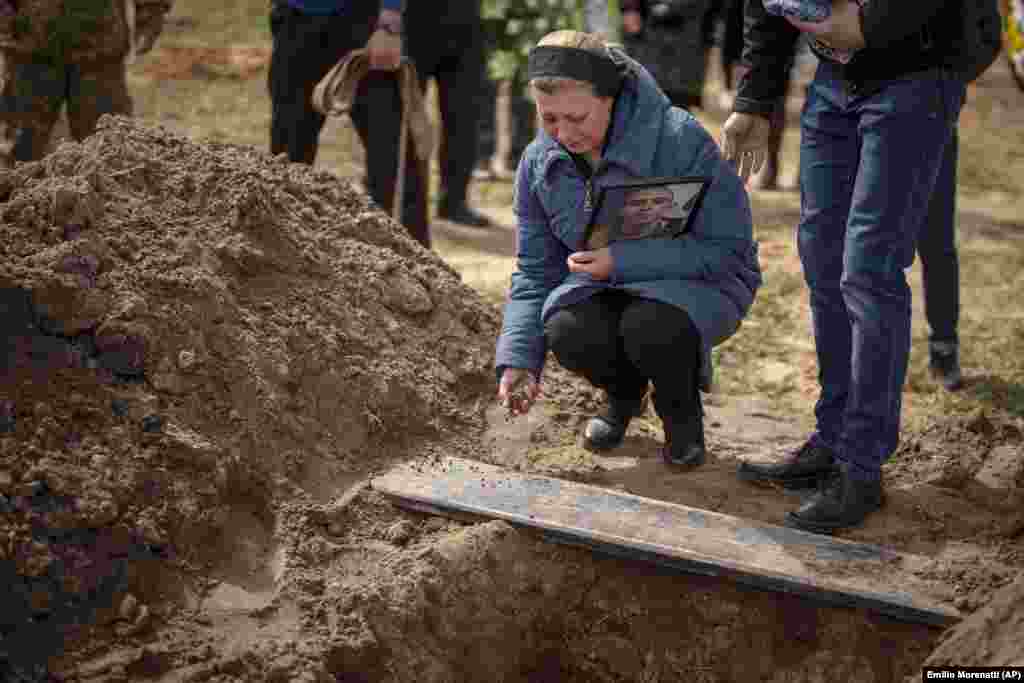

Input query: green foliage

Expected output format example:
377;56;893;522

481;0;587;82
46;0;105;53
18;0;111;64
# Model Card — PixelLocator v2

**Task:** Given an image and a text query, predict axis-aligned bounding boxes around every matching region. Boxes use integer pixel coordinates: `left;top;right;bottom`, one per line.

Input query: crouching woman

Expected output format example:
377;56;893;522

494;30;761;468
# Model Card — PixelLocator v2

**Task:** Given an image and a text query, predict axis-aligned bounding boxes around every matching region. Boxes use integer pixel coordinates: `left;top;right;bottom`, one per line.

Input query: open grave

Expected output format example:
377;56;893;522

1;117;1022;682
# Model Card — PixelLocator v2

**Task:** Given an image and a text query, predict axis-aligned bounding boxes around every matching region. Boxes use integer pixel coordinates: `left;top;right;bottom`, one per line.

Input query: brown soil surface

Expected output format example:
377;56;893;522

141;47;272;81
1;115;1022;681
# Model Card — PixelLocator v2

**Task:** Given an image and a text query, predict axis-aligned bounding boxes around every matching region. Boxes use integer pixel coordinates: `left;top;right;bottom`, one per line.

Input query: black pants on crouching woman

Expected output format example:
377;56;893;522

544;290;702;421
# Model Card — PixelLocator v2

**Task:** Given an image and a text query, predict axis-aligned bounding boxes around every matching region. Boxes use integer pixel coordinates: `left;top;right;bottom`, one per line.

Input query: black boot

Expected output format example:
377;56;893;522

737;437;837;489
652;383;705;468
784;463;884;534
437;202;493;227
929;341;963;391
661;411;706;469
582;395;644;452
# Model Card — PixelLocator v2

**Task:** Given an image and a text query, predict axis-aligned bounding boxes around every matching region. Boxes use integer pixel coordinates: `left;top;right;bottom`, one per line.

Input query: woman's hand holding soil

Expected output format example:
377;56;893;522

498;368;542;418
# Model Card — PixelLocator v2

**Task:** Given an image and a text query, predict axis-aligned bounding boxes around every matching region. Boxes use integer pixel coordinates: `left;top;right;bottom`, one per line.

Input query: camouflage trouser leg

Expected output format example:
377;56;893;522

66;59;132;142
0;57;132;167
0;58;64;166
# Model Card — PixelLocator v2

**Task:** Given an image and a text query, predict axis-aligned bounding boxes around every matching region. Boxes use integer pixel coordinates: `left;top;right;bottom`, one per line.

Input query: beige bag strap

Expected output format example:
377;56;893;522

312;50;432;224
125;0;138;64
392;66;411;224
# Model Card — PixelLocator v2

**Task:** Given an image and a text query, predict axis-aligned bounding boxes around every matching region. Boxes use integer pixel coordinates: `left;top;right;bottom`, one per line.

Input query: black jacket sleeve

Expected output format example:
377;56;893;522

859;0;948;50
733;0;800;117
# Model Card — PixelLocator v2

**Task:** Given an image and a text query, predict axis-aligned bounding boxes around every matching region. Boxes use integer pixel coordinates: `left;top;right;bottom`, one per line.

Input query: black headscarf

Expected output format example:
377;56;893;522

526;45;625;98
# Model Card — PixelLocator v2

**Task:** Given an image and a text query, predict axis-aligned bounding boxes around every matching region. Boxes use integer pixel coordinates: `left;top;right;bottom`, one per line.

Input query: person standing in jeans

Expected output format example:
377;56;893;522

723;0;967;533
267;0;431;248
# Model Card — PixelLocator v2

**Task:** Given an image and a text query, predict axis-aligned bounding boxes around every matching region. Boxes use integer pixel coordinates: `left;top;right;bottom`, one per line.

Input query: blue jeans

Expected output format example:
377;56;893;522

798;62;965;477
917;128;959;347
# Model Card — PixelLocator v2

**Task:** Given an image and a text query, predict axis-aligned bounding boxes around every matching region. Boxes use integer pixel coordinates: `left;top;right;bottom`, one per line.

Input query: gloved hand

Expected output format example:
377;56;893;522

720;112;773;183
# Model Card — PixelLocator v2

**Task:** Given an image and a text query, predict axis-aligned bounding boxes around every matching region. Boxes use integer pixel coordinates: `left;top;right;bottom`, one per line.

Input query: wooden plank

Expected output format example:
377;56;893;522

371;457;960;628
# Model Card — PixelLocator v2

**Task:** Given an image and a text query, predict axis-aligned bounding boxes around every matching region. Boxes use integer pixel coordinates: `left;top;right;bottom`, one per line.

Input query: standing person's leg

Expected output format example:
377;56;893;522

433;20;491;226
738;64;858;490
787;72;965;533
797;66;860;455
267;5;362;164
350;70;431;247
619;298;705;468
917;127;961;390
66;60;132;142
0;59;65;165
545;292;650;452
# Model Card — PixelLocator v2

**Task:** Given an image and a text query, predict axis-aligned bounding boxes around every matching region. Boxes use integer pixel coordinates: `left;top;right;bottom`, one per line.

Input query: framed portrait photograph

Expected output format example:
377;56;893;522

583;176;711;251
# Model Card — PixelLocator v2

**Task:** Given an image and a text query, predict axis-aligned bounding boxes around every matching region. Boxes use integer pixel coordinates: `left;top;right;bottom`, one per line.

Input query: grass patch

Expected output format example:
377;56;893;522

165;0;269;47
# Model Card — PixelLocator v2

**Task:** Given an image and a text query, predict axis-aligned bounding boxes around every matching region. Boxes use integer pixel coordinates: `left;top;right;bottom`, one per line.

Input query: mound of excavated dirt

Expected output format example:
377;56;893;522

920;573;1024;668
0;115;499;678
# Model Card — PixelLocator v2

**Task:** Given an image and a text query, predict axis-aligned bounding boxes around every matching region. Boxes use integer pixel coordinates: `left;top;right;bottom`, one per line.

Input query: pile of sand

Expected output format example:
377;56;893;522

0;115;499;678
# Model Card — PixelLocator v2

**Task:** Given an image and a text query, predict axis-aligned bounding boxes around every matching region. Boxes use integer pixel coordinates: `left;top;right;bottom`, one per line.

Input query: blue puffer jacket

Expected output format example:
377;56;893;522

495;52;761;391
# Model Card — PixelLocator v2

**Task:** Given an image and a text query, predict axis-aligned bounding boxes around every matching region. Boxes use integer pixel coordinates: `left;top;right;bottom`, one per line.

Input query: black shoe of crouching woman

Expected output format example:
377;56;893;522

582;395;645;452
661;411;706;469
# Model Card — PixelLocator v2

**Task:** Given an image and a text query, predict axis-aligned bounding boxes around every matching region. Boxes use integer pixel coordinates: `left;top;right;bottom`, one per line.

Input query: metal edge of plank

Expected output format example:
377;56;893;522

373;477;961;628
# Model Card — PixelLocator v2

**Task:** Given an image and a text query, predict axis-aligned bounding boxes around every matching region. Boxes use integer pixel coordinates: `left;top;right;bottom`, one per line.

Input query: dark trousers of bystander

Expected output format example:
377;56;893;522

544;291;703;423
917;127;959;348
267;2;430;247
797;61;964;475
403;0;487;215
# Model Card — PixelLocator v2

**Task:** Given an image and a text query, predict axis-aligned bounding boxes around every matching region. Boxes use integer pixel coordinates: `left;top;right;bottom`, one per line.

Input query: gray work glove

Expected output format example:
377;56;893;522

720;112;772;183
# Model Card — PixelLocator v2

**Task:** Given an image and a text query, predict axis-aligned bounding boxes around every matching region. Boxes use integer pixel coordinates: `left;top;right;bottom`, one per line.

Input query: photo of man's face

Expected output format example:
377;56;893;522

583;178;707;250
619;186;676;240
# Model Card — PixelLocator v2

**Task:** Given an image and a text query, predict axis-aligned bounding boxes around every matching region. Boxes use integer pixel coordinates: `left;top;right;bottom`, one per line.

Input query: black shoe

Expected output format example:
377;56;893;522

659;389;708;471
582;396;644;452
737;437;837;489
784;464;884;534
929;342;963;391
661;413;705;469
437;203;492;228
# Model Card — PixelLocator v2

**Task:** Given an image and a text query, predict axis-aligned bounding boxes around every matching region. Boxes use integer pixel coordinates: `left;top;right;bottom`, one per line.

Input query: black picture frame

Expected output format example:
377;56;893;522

582;176;712;251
